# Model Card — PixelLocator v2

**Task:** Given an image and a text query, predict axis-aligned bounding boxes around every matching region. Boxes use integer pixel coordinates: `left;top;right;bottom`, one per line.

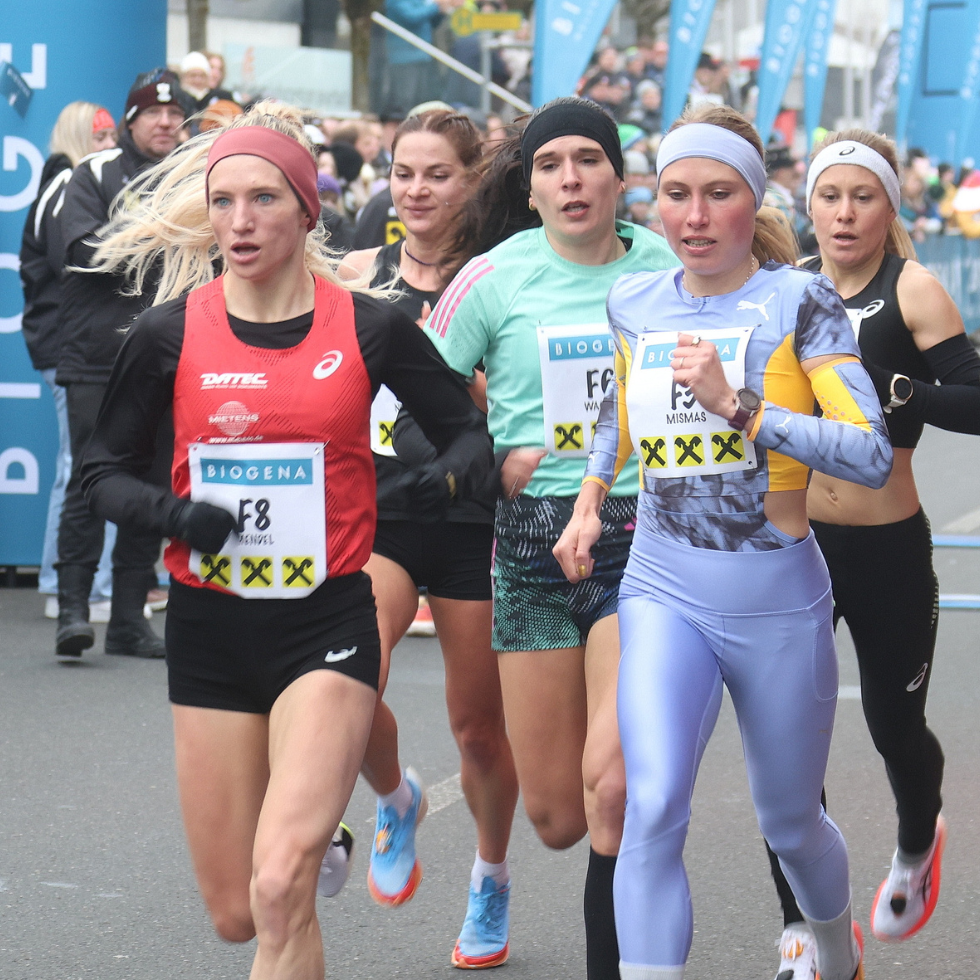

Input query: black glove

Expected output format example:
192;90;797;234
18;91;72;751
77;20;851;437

171;500;238;553
397;462;454;522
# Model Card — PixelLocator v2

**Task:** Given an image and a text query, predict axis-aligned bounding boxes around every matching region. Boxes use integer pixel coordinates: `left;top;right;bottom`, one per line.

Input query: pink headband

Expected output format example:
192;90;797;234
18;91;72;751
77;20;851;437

205;126;319;231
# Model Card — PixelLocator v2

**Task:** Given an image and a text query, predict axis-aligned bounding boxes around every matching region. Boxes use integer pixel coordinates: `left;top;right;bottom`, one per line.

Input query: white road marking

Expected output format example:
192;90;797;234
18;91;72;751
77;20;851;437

40;882;77;888
942;505;980;534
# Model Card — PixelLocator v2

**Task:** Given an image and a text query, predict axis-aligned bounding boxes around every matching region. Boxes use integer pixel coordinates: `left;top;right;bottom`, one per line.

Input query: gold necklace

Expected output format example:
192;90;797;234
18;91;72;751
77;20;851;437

684;256;758;297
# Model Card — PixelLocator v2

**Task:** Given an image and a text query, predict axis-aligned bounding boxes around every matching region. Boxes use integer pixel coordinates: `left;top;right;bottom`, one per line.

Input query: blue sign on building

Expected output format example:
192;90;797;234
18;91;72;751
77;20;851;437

0;1;166;566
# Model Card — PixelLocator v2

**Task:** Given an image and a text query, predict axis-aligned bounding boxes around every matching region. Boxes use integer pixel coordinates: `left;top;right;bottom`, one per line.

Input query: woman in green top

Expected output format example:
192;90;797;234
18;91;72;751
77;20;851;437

425;97;677;979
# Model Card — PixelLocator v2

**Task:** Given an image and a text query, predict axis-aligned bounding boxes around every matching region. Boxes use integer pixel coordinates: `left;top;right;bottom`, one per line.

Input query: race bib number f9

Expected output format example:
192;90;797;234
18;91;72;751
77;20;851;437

626;327;758;478
188;442;326;598
537;324;616;458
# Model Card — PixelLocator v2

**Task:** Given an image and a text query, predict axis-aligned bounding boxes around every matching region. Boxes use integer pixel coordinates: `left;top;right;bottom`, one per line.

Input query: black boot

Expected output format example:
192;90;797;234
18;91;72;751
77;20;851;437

56;564;96;658
104;570;166;659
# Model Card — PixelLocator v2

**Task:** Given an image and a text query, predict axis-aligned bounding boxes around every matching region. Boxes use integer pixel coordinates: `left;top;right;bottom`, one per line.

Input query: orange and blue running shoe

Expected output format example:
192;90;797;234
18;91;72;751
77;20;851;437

367;767;428;906
451;876;510;969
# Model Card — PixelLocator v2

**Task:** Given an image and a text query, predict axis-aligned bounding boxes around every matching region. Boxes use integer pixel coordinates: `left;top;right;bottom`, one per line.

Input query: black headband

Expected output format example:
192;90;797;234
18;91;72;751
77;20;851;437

521;100;624;187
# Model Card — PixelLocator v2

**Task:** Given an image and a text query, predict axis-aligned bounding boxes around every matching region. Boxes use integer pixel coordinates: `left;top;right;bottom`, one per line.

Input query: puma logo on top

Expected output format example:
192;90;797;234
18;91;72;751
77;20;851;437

736;292;776;321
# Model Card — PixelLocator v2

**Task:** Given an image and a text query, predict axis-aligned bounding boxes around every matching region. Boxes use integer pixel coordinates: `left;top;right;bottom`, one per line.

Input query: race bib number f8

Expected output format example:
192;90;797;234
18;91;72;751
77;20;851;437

188;442;326;598
626;327;758;478
537;324;616;458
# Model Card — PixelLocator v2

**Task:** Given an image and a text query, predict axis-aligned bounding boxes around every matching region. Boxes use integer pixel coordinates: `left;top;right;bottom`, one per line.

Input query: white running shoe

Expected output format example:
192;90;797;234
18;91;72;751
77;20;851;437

871;815;947;942
774;924;817;980
317;823;354;898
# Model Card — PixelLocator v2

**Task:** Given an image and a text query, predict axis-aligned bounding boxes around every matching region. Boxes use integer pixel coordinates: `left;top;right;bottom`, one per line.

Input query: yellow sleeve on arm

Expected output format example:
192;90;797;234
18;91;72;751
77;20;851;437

582;345;635;490
807;356;873;430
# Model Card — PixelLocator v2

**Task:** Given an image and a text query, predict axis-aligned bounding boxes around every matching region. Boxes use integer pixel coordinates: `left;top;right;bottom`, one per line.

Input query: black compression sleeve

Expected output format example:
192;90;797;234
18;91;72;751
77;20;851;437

902;333;980;435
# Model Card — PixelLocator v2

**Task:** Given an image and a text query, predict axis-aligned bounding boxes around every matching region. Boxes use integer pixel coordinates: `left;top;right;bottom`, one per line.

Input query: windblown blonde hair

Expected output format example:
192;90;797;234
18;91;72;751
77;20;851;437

50;101;112;167
810;129;917;261
90;101;378;305
668;103;800;266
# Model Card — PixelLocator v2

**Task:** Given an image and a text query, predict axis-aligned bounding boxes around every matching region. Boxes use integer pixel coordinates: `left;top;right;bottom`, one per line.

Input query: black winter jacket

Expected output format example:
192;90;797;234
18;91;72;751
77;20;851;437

55;130;159;386
19;153;73;371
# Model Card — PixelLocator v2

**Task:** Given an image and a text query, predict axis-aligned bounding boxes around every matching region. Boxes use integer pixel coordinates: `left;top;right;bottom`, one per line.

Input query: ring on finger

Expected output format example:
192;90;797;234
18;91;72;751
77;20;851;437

680;356;686;367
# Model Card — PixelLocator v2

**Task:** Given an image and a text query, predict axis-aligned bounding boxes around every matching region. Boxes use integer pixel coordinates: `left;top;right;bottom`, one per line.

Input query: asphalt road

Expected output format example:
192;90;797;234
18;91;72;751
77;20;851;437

0;426;977;980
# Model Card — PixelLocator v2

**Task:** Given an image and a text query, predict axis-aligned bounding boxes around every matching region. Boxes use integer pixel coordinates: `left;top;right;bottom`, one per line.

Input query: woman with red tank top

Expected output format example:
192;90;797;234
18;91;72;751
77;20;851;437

80;102;492;980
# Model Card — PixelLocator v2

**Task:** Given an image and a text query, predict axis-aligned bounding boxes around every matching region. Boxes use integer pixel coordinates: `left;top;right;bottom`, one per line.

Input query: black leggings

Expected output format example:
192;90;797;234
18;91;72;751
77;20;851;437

767;509;944;925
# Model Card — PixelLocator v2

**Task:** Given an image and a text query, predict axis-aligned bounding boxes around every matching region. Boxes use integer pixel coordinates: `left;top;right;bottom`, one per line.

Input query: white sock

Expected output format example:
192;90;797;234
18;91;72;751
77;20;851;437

619;963;684;980
471;850;509;890
804;902;860;980
378;771;413;818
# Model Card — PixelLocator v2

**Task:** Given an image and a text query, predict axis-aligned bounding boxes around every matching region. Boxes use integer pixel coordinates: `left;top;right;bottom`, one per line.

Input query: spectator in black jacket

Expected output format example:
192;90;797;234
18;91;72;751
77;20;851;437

53;68;187;661
20;101;119;622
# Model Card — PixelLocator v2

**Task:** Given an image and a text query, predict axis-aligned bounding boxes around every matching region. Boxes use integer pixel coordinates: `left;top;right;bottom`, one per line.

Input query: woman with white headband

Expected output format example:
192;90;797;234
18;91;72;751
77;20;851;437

554;104;893;980
762;130;980;979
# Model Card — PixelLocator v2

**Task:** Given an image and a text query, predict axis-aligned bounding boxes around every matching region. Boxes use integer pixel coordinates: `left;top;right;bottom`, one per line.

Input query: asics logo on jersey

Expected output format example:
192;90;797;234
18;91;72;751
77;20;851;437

313;350;344;380
906;662;929;692
736;292;776;321
201;372;268;389
324;646;357;663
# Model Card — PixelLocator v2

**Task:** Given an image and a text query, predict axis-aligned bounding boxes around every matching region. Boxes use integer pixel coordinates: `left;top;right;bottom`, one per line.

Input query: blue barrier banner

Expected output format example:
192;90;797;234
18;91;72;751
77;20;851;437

755;0;814;145
661;0;719;131
531;0;620;107
955;0;980;164
0;1;166;566
917;234;980;334
803;0;837;146
896;0;928;149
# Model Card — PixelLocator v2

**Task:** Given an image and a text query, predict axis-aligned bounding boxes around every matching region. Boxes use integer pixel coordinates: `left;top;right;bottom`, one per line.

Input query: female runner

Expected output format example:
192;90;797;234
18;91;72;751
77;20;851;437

339;109;520;969
554;104;893;980
79;103;492;980
765;130;980;980
424;97;678;979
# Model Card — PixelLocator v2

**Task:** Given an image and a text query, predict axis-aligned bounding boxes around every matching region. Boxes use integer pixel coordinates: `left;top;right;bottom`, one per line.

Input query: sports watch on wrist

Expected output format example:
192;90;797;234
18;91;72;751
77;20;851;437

728;388;763;431
884;373;913;413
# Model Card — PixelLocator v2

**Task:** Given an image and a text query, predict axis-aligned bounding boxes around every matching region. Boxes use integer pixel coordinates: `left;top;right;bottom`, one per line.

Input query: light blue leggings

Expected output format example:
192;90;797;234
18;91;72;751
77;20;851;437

614;529;851;969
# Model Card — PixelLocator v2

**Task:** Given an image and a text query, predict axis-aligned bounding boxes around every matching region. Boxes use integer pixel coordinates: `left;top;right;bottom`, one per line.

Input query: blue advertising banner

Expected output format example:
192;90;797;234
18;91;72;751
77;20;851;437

895;0;928;149
905;0;980;162
531;0;620;106
0;2;166;566
954;0;980;164
755;0;814;145
661;0;719;130
802;0;837;146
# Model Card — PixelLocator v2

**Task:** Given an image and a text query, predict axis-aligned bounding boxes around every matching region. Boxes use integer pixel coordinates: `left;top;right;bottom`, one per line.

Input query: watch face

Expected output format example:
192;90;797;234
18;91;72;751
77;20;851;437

893;376;913;401
738;388;763;411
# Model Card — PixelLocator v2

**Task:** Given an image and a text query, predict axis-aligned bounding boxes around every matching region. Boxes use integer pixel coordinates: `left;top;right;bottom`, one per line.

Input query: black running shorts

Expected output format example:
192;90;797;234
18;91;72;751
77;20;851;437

372;519;493;601
166;573;382;713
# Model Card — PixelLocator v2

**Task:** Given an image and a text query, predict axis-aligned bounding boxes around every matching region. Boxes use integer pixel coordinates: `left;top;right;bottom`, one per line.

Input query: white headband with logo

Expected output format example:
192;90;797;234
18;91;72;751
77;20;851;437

806;140;901;216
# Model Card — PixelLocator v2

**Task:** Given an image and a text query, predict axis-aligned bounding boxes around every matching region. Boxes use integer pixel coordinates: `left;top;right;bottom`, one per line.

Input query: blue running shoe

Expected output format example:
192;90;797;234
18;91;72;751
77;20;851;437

451;876;510;969
367;767;428;906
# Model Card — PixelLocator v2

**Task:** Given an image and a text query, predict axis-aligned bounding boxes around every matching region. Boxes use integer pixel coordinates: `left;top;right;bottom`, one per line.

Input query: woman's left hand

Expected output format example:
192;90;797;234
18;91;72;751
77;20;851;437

671;332;737;419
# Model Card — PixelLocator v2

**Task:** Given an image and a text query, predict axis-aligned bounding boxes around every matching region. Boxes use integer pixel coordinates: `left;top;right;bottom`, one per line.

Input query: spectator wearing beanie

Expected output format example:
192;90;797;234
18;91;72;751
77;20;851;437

52;68;189;662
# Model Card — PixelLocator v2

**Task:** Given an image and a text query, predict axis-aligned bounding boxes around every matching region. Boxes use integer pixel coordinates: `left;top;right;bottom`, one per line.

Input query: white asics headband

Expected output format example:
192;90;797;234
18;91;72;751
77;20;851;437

806;140;902;216
657;123;768;210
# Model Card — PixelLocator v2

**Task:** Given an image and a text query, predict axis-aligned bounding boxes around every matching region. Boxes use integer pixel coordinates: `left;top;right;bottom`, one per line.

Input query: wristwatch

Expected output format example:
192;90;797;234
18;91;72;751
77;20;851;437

885;373;913;413
728;388;763;431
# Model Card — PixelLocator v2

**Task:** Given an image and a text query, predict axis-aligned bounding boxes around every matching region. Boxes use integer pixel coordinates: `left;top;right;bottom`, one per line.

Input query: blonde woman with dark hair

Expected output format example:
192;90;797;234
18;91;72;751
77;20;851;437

763;128;980;980
79;102;492;980
555;104;893;980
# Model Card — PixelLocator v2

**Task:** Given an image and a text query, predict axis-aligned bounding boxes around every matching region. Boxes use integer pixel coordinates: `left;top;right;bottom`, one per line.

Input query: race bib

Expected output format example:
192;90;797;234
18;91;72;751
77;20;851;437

188;442;326;598
370;385;400;457
537;324;616;458
626;327;758;478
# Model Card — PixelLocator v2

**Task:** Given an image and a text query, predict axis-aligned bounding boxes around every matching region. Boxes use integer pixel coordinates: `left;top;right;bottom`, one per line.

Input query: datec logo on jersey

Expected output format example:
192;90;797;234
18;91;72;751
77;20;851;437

200;372;268;390
208;400;260;437
313;350;344;380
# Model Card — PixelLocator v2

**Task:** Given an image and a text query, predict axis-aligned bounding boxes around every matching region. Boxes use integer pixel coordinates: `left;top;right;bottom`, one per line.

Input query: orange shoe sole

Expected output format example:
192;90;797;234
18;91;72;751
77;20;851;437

451;940;509;969
870;815;947;943
367;858;423;907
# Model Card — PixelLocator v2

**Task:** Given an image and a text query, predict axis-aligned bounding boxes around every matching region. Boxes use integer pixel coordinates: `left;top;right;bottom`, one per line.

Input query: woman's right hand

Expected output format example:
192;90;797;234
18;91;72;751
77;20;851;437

500;447;546;499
